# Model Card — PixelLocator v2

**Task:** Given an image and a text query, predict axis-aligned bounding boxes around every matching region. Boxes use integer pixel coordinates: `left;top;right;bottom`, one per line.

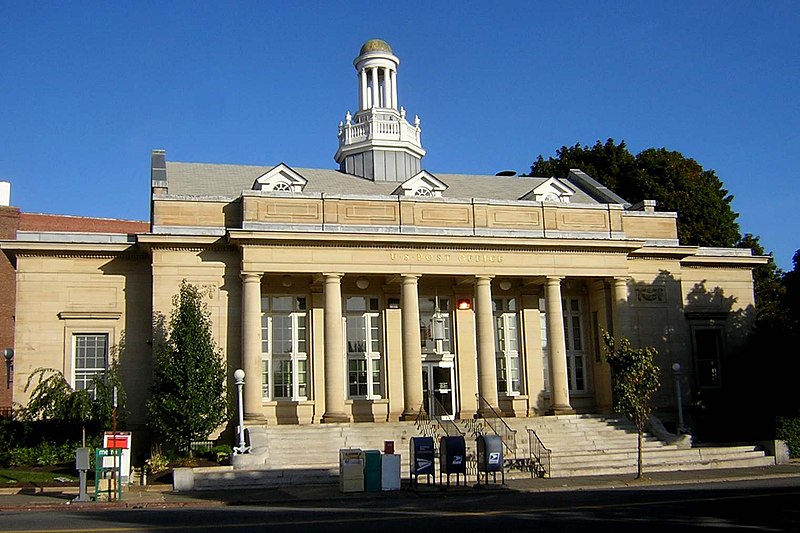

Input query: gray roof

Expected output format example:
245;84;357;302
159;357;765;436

163;161;605;204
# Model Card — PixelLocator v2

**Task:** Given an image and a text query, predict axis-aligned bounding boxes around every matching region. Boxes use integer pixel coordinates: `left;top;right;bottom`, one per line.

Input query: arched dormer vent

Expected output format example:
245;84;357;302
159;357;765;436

393;170;447;197
521;177;577;203
253;163;308;193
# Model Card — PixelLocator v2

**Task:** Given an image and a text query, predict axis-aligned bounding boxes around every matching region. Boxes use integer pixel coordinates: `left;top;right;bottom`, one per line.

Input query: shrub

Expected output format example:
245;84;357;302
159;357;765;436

776;417;800;458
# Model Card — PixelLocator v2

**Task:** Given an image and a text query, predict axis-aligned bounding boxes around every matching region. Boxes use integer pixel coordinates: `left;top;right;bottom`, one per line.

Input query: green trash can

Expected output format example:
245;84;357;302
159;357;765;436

364;450;382;492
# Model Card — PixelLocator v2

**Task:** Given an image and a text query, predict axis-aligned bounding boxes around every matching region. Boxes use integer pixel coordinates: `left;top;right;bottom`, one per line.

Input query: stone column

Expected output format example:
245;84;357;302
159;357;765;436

371;68;379;108
322;273;349;422
612;277;630;340
400;275;423;420
382;67;391;109
359;68;368;111
390;70;398;109
545;276;573;414
475;276;499;412
241;272;264;421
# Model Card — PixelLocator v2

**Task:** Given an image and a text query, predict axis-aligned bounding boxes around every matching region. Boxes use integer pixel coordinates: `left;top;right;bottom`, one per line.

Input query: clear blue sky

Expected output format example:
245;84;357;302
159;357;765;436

1;1;797;270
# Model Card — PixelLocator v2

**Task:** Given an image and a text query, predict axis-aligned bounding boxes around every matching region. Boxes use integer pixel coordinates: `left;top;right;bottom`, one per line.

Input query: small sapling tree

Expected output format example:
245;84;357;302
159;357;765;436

603;332;661;479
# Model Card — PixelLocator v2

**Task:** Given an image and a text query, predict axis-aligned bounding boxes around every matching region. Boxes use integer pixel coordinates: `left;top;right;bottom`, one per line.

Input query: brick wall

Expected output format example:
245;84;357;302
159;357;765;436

0;206;20;411
19;213;149;234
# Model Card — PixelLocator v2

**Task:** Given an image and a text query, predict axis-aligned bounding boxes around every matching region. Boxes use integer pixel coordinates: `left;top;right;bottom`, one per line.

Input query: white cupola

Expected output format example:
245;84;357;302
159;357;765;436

334;39;426;182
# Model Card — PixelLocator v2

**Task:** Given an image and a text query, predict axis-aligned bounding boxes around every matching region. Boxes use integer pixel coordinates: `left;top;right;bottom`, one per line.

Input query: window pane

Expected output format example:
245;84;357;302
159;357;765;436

507;316;518;352
346;297;366;312
296;314;307;353
574;355;584;390
346;317;367;353
273;315;292;354
507;298;517;312
572;316;582;351
261;314;270;353
369;315;380;352
369;298;379;311
74;334;108;396
297;359;307;397
296;297;306;311
510;356;521;393
371;359;381;396
273;359;292;399
348;359;367;396
268;358;269;398
272;296;292;312
496;356;507;393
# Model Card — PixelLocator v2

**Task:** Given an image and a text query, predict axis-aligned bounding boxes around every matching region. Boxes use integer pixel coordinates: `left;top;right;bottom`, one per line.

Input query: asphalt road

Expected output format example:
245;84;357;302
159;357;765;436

2;477;798;532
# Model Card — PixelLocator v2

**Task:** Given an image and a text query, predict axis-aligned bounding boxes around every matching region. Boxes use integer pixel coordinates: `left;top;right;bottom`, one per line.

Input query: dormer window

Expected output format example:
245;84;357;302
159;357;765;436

394;170;447;197
521;177;577;203
271;182;292;192
253;163;308;193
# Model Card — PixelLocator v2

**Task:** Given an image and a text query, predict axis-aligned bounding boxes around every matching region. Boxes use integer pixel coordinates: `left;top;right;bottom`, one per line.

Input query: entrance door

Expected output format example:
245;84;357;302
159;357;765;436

422;363;455;420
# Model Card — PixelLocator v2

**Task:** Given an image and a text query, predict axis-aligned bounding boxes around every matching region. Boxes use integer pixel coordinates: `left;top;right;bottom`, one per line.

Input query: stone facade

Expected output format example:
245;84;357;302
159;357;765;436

0;41;766;446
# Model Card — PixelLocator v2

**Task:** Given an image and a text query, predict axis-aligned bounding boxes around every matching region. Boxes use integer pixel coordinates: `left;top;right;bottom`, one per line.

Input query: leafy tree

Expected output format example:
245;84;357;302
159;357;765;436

147;280;230;455
22;358;125;443
603;332;661;479
530;139;741;247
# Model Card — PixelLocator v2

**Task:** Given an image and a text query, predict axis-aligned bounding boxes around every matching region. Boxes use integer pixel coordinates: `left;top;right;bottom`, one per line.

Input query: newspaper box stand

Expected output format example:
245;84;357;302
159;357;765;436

339;448;365;493
476;434;504;486
439;435;467;486
409;436;435;487
94;448;123;501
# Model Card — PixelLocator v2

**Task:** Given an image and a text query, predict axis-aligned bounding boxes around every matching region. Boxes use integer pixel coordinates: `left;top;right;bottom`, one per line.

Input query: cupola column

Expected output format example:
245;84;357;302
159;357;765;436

371;67;379;109
359;68;368;111
390;70;398;109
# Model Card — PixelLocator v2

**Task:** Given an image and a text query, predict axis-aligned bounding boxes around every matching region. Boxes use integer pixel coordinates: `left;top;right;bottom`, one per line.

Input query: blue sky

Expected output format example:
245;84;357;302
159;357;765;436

1;1;797;270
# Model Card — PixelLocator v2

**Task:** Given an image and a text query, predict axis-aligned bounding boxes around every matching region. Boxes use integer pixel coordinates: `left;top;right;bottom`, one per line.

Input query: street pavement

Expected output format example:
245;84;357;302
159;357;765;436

1;463;799;512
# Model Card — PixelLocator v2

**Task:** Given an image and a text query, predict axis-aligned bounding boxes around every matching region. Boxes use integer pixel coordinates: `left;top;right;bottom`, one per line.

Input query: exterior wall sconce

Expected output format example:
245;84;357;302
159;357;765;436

2;348;13;389
356;277;370;290
457;298;472;310
498;280;512;291
281;275;293;288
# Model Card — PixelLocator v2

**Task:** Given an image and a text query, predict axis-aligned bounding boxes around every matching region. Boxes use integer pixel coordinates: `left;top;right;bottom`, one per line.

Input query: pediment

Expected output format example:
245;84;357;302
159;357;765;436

394;170;448;197
521;177;577;203
253;163;308;192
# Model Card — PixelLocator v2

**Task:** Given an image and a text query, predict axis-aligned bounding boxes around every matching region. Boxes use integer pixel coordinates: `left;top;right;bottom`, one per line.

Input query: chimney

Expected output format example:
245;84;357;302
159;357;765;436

0;181;10;207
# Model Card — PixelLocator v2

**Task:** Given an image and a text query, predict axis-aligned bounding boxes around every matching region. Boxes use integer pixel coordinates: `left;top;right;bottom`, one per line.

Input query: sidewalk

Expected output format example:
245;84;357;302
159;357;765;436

1;463;799;512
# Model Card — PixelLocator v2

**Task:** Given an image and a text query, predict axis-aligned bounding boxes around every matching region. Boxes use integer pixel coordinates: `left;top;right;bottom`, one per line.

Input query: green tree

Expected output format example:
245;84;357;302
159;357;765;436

23;358;125;443
147;280;230;454
603;332;661;479
530;139;741;247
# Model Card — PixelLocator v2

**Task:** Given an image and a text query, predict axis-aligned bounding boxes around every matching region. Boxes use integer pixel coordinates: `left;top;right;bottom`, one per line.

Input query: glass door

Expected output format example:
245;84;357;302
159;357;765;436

422;362;455;420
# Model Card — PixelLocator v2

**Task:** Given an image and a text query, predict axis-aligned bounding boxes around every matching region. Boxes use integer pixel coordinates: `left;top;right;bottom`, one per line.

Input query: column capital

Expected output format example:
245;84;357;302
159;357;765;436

475;275;494;283
322;272;344;280
546;276;564;284
240;271;263;281
401;273;421;282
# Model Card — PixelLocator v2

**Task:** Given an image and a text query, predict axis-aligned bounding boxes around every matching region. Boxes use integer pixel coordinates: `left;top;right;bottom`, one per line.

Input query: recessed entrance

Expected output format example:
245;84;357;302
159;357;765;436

422;362;455;420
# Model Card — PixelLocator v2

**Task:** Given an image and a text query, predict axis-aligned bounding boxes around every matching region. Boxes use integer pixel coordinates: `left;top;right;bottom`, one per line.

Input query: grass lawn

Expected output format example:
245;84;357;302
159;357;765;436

0;466;78;485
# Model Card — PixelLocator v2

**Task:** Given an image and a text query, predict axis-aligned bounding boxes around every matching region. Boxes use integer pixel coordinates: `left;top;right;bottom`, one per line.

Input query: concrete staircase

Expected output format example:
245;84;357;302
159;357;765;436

178;415;776;489
504;415;775;478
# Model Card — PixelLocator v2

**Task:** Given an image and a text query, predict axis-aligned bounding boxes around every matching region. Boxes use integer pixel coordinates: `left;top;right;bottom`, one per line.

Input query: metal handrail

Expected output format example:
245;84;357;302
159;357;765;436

475;393;517;458
527;428;551;478
430;395;464;437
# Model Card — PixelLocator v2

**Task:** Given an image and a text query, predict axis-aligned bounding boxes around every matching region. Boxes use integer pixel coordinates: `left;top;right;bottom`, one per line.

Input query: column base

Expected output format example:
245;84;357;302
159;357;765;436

547;406;576;416
243;413;267;425
400;411;421;421
321;412;351;423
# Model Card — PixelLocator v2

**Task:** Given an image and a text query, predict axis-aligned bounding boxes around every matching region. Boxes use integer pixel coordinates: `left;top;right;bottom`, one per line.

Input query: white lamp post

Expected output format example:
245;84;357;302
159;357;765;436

233;369;250;455
672;363;687;434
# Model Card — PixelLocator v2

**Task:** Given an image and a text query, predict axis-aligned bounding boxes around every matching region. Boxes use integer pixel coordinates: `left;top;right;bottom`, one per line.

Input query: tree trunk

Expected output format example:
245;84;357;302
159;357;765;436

636;428;643;479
